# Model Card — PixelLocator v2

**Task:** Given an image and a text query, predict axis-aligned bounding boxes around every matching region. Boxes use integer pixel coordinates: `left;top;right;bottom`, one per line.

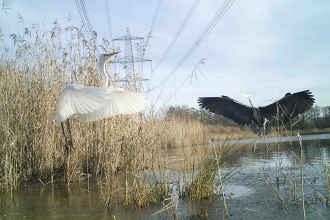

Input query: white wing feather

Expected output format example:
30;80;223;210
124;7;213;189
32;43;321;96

54;84;117;125
79;88;149;123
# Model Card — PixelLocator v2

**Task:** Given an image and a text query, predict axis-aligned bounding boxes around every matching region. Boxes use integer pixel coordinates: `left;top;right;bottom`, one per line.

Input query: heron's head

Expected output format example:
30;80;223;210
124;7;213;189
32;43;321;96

284;92;292;97
240;93;250;98
98;51;120;66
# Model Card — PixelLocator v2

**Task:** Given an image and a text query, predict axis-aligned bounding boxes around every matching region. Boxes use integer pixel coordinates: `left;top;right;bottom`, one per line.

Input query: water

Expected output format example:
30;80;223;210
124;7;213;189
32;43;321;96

1;134;330;219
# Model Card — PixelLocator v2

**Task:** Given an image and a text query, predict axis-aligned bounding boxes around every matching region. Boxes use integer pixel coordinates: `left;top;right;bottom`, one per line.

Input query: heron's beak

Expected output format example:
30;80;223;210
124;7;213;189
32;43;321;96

104;51;120;57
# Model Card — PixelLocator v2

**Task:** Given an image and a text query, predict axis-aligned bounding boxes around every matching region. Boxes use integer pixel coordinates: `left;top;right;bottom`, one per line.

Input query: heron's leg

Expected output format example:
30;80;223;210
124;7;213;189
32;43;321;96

262;119;270;153
263;133;269;153
252;137;258;153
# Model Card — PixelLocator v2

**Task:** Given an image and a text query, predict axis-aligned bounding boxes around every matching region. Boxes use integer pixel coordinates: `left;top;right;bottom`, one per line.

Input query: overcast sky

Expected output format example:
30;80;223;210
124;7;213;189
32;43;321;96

1;0;329;109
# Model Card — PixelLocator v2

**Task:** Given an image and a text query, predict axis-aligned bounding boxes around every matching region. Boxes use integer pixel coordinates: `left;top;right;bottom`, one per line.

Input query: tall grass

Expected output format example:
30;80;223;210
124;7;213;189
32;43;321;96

0;20;233;219
263;127;330;219
2;15;329;220
0;20;212;193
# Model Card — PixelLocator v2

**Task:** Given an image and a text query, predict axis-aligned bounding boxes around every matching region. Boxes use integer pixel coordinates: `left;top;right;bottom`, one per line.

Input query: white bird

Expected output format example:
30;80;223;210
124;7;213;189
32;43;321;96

54;51;149;125
54;51;149;154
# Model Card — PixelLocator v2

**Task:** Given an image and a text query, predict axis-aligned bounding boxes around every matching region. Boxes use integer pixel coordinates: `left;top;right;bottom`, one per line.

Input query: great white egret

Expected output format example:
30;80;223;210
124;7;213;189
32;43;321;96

54;51;149;153
198;90;314;152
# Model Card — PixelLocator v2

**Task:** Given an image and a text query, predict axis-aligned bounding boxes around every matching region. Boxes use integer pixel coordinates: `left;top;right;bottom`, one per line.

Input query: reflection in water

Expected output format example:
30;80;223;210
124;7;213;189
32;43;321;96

1;134;330;219
210;133;330;167
0;182;108;219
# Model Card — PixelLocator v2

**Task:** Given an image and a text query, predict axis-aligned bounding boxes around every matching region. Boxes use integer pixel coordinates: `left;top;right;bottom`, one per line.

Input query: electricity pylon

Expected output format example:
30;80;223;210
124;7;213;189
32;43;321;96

113;27;151;91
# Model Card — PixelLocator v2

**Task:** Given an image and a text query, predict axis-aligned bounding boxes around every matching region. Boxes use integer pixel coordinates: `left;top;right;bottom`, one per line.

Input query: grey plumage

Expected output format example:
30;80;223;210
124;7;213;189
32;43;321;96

198;90;315;136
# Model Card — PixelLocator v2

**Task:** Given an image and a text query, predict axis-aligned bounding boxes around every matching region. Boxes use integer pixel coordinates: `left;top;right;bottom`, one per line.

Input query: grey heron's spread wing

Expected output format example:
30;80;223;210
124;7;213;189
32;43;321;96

260;90;314;126
197;96;254;126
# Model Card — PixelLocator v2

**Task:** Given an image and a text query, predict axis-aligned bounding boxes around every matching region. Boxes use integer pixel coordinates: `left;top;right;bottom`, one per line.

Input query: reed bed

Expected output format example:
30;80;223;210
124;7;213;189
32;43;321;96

1;21;232;216
0;64;210;187
0;22;210;190
4;18;329;220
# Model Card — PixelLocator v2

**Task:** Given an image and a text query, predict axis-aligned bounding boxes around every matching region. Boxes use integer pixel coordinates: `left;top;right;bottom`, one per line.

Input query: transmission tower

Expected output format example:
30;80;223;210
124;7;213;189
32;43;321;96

113;27;151;91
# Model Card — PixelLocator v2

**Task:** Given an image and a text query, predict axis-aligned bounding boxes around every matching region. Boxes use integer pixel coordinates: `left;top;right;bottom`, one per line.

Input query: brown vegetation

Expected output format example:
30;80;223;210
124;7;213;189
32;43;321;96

1;18;330;220
0;22;228;212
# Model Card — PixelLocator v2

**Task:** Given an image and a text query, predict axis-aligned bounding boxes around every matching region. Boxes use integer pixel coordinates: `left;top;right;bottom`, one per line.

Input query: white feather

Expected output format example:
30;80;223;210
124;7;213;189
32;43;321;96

54;52;149;125
79;89;149;123
54;84;115;125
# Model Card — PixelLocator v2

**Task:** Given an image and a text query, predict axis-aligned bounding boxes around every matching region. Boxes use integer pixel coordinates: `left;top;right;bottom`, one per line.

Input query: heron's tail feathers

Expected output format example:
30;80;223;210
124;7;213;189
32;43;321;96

249;121;274;136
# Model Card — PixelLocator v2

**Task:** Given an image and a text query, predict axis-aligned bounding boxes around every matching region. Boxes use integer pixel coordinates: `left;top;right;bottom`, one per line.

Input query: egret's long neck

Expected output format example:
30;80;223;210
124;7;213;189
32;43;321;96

98;61;108;87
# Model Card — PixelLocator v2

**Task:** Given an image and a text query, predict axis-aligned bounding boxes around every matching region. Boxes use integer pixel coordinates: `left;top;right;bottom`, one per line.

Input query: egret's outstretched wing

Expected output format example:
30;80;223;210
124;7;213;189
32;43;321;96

54;84;115;125
261;90;314;125
197;96;254;126
79;88;149;123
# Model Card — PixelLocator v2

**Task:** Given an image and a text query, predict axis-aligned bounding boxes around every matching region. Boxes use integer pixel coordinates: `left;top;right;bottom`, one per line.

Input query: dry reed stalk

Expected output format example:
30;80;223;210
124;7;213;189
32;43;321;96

0;19;236;217
214;145;229;217
181;142;231;201
298;133;306;220
325;163;330;204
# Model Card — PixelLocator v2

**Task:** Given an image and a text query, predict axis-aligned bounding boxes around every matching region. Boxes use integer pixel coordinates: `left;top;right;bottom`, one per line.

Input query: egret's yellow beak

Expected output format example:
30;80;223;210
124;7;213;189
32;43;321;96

104;51;120;57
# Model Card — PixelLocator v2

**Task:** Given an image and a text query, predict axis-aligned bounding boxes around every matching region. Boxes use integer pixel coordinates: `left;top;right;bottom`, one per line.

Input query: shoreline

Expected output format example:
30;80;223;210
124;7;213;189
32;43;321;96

206;127;330;142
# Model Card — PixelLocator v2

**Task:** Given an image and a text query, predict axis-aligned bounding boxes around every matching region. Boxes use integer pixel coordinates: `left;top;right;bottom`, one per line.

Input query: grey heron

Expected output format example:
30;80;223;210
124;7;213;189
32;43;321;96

198;90;315;152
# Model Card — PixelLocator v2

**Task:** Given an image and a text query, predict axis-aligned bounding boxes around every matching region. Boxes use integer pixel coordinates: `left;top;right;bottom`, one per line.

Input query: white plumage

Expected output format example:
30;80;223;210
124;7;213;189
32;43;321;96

54;52;149;125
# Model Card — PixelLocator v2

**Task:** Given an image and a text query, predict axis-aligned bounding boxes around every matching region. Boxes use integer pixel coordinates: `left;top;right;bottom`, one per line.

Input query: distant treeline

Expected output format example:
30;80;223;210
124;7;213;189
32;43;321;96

166;105;330;130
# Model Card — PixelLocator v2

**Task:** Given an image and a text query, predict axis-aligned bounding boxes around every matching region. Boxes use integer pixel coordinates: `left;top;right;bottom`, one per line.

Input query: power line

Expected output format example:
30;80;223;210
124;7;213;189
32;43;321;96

80;0;93;35
127;0;131;27
136;0;162;88
75;0;90;39
149;0;163;33
154;0;200;71
153;0;235;90
140;0;163;58
104;0;114;47
75;0;93;39
155;59;206;115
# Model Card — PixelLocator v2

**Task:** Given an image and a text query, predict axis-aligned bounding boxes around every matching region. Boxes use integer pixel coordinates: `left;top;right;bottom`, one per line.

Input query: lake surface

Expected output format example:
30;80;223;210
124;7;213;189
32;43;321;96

1;133;330;219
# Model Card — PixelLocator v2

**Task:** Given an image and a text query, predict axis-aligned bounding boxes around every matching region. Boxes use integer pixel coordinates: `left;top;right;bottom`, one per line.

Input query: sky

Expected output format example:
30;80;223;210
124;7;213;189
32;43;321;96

1;0;330;110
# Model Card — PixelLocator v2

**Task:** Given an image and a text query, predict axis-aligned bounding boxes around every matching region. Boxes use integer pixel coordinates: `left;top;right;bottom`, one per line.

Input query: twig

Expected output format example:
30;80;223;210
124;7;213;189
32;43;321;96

298;133;306;220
